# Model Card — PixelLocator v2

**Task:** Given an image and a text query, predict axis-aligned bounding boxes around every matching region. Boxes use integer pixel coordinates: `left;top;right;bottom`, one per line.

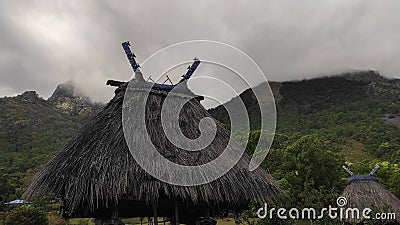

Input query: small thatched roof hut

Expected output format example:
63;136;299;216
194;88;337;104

24;76;280;222
341;168;400;224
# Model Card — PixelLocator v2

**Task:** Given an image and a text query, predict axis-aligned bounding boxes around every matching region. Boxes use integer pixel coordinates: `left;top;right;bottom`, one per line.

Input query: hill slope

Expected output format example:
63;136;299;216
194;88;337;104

1;71;400;205
209;70;400;162
0;90;94;202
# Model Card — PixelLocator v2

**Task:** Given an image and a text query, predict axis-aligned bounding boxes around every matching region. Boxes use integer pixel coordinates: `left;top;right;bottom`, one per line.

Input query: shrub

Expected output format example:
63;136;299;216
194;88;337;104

5;205;48;225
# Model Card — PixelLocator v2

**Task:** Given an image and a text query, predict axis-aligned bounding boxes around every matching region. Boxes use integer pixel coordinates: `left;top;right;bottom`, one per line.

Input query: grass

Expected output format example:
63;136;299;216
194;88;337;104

46;211;240;225
341;139;375;162
0;210;338;225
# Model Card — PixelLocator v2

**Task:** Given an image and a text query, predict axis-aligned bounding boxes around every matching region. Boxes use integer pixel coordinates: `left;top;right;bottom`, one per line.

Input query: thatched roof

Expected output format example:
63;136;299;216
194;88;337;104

24;79;280;217
341;174;400;223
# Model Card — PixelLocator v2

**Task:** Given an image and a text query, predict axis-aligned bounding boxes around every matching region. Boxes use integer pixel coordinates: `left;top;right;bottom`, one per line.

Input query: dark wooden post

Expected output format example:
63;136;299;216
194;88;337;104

174;198;179;225
112;207;118;219
153;202;158;225
234;212;240;225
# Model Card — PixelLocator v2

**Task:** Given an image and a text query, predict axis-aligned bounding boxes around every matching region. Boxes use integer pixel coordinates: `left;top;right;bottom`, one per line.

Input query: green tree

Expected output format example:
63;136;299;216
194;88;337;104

0;174;15;205
268;135;345;209
5;205;48;225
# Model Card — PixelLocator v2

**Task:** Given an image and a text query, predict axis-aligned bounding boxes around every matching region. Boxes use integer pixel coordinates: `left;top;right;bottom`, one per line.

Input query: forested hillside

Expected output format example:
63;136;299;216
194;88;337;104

0;88;98;205
210;70;400;211
1;71;399;219
210;70;400;161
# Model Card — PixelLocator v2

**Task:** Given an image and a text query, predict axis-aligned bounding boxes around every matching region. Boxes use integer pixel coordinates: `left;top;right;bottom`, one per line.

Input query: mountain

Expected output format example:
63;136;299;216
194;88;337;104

0;88;98;202
210;70;400;125
209;70;400;162
1;71;400;205
48;81;103;116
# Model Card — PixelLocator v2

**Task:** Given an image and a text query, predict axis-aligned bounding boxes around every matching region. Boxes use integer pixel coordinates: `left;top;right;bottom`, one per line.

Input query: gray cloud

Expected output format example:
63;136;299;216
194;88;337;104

1;0;399;103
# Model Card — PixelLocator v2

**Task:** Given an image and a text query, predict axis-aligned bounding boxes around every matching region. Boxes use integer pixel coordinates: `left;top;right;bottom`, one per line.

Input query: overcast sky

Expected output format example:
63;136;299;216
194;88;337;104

1;0;400;103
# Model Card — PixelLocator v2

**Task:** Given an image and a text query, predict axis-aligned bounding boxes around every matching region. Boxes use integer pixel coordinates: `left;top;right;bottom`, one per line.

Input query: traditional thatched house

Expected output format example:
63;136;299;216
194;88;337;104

341;166;400;224
24;42;280;224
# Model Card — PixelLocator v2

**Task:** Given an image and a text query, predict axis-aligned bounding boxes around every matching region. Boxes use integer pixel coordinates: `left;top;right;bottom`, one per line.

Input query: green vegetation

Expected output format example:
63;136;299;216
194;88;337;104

0;92;85;206
4;205;48;225
0;72;400;224
274;75;400;198
211;72;400;224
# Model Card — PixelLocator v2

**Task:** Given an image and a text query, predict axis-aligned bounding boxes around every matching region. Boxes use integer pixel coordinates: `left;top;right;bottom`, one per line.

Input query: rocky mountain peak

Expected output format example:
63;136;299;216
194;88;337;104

48;81;89;102
335;70;400;98
343;70;387;83
21;90;39;100
17;91;46;105
48;81;103;116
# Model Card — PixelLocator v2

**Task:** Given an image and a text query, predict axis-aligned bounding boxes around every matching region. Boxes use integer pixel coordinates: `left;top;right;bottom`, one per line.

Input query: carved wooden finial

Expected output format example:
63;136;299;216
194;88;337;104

342;165;354;176
369;164;379;176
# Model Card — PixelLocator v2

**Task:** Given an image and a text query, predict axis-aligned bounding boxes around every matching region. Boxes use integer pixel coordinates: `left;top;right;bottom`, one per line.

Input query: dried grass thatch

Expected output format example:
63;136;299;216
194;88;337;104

24;80;280;217
341;175;400;223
